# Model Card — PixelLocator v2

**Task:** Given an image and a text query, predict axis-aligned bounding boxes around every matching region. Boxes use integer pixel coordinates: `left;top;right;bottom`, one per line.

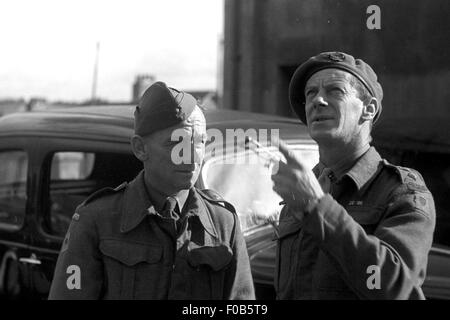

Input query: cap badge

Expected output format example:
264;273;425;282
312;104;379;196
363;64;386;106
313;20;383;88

327;52;346;62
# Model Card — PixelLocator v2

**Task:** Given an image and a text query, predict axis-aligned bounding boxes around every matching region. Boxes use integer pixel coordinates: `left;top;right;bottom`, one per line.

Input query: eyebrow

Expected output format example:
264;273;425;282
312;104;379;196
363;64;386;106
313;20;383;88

305;78;349;92
304;84;317;93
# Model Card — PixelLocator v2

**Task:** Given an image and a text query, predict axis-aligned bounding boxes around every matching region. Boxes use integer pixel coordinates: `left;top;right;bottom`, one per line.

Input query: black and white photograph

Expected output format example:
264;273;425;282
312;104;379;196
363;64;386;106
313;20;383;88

0;0;449;308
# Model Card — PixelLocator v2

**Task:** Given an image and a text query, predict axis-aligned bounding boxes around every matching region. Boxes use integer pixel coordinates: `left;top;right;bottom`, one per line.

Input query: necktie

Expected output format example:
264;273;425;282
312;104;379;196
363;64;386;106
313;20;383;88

162;197;180;221
318;168;334;194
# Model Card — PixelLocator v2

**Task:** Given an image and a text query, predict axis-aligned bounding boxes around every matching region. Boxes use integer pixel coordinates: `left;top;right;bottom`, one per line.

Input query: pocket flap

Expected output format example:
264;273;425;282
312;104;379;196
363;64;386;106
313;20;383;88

347;206;384;225
100;239;162;266
277;216;302;239
187;243;232;271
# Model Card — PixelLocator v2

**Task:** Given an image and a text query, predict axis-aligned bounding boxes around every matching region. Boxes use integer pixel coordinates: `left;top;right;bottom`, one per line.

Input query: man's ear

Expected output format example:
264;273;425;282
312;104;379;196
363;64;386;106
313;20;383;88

131;135;149;161
361;97;378;122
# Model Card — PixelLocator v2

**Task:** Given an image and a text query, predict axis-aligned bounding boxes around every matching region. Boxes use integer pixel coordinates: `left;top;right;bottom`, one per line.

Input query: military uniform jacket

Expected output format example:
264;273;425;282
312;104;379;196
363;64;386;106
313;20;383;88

48;171;255;300
275;147;436;299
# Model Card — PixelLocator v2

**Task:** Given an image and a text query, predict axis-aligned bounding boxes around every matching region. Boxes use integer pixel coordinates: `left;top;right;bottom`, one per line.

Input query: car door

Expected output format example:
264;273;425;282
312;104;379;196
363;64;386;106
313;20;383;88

19;137;142;299
0;136;37;299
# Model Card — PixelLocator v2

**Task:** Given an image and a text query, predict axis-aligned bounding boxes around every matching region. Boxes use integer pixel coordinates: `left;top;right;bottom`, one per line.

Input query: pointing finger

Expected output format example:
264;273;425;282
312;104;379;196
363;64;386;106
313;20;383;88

271;138;293;164
274;138;305;169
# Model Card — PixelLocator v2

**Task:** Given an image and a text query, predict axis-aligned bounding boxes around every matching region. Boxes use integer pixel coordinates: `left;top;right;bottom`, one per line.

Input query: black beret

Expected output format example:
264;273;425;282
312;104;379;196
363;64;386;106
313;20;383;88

289;51;383;124
134;81;197;136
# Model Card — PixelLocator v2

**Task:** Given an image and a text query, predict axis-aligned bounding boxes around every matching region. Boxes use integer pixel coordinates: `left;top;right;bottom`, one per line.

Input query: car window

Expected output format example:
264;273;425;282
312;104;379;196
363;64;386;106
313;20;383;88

0;150;28;230
49;151;142;237
202;145;319;232
51;152;95;180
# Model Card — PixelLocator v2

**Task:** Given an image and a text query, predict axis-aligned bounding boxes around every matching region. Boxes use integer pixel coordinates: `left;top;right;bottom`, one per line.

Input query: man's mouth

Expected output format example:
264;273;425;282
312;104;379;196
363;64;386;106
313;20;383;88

311;115;334;123
175;165;198;173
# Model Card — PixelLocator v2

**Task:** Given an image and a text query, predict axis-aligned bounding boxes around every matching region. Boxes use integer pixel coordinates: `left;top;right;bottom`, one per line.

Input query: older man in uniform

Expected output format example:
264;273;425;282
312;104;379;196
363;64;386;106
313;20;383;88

49;82;255;299
272;52;435;299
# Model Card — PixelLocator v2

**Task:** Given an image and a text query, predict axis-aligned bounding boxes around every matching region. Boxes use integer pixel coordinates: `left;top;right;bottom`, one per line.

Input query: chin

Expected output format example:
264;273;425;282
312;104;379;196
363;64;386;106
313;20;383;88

310;128;333;140
174;173;199;190
174;180;195;191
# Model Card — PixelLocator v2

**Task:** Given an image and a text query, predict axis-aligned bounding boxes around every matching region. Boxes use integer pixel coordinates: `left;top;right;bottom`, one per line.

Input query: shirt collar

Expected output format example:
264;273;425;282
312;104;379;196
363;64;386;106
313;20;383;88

183;188;219;238
120;170;152;233
313;143;370;179
344;146;382;190
119;171;218;237
313;146;382;190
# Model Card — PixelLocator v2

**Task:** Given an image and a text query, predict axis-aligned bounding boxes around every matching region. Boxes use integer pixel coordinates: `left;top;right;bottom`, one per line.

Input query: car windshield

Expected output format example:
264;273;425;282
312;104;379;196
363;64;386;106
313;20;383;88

201;143;319;232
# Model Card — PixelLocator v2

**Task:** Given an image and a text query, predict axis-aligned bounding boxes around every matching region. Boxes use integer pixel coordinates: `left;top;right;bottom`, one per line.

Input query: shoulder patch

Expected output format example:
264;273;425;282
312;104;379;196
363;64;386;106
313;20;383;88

197;188;236;214
382;160;428;192
80;182;128;207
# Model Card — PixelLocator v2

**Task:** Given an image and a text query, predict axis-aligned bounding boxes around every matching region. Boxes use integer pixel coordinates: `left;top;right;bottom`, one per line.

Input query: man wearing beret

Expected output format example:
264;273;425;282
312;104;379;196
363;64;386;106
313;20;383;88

272;51;435;299
49;82;255;300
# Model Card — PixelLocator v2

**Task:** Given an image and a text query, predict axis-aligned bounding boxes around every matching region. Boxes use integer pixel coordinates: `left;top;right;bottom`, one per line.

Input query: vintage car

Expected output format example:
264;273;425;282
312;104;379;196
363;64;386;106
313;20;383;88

0;106;449;299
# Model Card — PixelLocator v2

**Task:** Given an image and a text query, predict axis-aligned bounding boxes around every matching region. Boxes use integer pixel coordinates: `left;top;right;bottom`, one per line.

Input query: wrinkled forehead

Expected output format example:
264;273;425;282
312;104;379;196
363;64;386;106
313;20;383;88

305;68;354;87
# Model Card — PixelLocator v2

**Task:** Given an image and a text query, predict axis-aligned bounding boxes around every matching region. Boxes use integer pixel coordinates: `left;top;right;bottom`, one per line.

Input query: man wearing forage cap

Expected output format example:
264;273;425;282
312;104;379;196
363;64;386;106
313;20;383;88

271;52;435;299
49;82;255;300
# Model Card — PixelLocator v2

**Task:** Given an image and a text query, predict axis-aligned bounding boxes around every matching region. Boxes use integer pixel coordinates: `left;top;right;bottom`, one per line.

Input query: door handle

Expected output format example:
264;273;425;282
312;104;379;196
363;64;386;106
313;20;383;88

19;253;41;265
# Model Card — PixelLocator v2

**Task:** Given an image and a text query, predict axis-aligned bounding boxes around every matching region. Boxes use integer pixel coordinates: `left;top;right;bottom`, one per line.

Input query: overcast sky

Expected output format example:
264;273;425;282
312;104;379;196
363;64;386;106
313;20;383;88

0;0;224;102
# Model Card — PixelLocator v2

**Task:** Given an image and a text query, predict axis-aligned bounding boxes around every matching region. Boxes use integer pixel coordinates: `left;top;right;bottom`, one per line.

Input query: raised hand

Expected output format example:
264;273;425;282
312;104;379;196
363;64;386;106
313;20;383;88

271;139;324;215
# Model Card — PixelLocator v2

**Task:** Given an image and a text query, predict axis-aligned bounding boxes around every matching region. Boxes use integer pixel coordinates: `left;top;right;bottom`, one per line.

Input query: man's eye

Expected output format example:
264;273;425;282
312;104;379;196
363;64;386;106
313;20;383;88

330;87;344;94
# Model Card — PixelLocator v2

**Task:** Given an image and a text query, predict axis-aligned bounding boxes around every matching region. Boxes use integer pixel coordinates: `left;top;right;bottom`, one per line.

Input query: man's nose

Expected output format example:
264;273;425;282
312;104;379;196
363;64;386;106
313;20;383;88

312;89;328;107
191;142;204;164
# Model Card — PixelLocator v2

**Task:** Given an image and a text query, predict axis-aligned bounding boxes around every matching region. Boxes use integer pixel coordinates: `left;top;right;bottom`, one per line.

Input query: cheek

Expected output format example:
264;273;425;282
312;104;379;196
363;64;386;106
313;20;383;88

341;103;362;128
150;146;174;166
192;145;205;164
305;102;314;118
196;144;205;155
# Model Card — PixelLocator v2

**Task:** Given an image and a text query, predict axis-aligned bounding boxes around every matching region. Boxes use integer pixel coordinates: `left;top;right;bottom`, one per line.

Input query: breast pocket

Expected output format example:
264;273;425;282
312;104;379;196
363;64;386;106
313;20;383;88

347;205;385;235
183;242;233;299
99;239;163;299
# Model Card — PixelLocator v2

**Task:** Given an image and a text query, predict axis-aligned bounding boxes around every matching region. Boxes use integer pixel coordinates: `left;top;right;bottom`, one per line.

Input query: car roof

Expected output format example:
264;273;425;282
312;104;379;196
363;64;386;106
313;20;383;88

0;105;311;143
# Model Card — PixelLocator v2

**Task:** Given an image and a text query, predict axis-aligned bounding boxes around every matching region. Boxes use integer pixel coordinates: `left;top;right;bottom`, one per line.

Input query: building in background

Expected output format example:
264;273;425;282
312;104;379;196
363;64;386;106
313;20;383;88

216;36;224;109
0;97;49;116
223;0;450;123
222;0;450;249
0;99;26;117
188;90;218;110
25;98;48;111
132;74;156;103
